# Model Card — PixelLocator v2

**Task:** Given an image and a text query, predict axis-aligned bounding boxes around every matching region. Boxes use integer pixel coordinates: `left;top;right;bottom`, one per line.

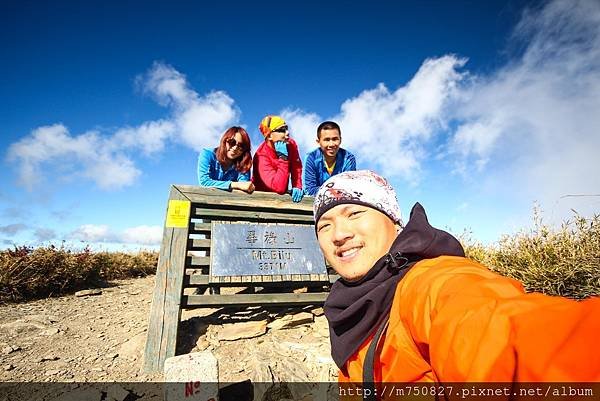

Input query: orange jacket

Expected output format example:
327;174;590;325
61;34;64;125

339;256;600;384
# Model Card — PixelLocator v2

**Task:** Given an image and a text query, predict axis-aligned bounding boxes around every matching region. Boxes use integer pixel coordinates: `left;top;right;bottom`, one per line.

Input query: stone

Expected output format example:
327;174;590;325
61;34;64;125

117;331;146;361
269;312;314;330
40;355;60;362
2;345;16;354
164;351;219;401
45;369;61;376
105;383;131;401
311;307;325;316
42;328;61;336
3;364;15;371
195;337;209;351
75;289;102;297
217;320;267;341
0;320;47;335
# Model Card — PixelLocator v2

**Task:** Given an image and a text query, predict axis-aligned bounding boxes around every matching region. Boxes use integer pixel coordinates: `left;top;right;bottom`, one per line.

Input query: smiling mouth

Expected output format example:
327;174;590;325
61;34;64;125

336;246;362;260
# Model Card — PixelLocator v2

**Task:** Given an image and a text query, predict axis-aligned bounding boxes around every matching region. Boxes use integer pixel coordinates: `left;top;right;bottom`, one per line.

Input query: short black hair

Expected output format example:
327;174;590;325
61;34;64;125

316;121;341;139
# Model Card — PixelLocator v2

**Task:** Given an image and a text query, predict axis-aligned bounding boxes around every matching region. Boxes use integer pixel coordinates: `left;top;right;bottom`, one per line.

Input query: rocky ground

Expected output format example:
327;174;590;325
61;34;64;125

0;275;337;400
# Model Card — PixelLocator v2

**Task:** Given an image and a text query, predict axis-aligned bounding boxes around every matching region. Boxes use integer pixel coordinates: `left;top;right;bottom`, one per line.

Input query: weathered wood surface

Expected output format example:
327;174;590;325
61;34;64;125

143;186;190;373
177;185;314;211
192;207;314;223
183;292;329;307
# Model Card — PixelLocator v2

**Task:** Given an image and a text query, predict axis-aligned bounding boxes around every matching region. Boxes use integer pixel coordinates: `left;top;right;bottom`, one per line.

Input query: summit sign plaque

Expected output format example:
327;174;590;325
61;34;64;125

210;222;327;277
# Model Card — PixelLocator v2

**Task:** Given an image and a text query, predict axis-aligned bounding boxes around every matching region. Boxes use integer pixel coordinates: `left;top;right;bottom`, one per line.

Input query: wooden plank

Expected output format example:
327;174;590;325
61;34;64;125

184;292;328;307
175;185;314;212
185;256;210;267
143;186;190;373
252;275;263;283
192;207;314;223
189;222;211;235
272;275;283;282
188;239;211;250
291;274;303;282
231;276;242;283
185;274;209;286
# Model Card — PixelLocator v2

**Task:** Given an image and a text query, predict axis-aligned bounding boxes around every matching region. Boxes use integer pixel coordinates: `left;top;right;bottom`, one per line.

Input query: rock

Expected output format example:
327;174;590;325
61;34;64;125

45;369;61;376
117;331;146;361
2;345;18;354
42;328;61;336
0;320;48;335
195;337;209;351
75;289;102;297
217;320;267;341
3;364;15;371
106;384;131;401
269;312;314;331
40;355;60;362
164;352;218;401
311;307;325;316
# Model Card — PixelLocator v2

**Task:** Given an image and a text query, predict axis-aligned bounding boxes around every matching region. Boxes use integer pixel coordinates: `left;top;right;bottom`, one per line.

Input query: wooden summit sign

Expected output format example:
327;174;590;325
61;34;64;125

143;185;336;373
210;222;327;277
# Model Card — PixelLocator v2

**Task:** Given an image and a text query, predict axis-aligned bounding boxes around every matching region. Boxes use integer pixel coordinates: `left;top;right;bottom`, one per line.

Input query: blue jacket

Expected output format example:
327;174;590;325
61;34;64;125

303;147;356;196
197;148;250;190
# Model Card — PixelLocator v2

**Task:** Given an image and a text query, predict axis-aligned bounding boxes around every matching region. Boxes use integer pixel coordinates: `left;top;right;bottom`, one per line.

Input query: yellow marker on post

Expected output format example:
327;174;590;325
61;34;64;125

166;200;191;228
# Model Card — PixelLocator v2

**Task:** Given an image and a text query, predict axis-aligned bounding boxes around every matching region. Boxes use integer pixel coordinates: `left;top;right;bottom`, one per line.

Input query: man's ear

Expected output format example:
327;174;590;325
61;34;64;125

315;137;320;144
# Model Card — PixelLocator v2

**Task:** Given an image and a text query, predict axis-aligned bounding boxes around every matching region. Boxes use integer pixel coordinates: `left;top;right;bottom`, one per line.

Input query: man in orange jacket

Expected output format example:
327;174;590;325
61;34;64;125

314;170;599;390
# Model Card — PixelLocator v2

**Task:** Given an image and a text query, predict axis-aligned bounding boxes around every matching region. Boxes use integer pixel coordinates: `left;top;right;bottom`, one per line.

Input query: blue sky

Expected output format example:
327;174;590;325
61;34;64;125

2;0;599;251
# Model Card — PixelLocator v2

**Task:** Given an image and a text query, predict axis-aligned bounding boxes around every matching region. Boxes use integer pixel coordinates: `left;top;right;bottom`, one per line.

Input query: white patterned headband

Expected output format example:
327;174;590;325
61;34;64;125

313;170;402;226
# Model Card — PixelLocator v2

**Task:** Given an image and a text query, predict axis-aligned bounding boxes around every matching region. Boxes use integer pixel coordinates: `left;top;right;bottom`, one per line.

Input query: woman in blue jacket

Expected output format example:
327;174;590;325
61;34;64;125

197;126;254;193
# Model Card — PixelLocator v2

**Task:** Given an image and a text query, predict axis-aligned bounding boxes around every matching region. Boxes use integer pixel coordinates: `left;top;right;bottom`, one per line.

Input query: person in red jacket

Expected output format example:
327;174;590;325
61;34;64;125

313;170;599;392
252;115;304;202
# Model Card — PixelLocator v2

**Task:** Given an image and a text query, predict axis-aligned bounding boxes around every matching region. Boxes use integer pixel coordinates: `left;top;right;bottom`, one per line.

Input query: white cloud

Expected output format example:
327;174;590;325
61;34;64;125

278;56;467;182
121;225;162;245
139;62;239;151
70;224;112;242
69;224;162;246
280;109;321;154
7;62;238;191
447;0;600;221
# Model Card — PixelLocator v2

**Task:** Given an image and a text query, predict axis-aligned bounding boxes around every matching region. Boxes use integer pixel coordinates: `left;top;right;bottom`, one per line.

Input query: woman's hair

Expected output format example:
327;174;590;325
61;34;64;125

215;126;253;173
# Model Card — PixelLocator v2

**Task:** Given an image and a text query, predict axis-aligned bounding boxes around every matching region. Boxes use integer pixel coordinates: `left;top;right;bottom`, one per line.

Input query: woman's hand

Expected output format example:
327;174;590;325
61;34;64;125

231;181;255;194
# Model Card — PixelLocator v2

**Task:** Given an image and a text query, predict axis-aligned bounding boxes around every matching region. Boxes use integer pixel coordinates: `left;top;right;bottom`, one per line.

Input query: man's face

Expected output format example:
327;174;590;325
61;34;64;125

316;204;398;281
317;129;341;159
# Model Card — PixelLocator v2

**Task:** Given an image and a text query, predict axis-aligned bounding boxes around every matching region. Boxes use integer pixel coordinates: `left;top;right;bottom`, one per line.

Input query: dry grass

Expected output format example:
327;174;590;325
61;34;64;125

0;245;157;304
462;208;600;300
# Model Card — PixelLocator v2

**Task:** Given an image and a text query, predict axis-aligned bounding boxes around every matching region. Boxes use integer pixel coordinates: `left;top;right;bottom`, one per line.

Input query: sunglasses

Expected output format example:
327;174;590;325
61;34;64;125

226;138;246;150
272;126;288;133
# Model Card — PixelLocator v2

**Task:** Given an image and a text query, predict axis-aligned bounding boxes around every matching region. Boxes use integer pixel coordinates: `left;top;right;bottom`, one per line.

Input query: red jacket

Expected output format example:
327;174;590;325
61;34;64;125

252;138;303;194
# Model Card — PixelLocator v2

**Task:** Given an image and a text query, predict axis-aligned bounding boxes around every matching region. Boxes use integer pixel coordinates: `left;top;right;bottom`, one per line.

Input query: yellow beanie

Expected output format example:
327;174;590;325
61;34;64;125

259;115;286;137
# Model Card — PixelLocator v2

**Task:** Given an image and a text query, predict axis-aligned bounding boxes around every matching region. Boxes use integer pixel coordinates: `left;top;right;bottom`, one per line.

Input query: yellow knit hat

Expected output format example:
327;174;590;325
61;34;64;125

259;115;286;137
